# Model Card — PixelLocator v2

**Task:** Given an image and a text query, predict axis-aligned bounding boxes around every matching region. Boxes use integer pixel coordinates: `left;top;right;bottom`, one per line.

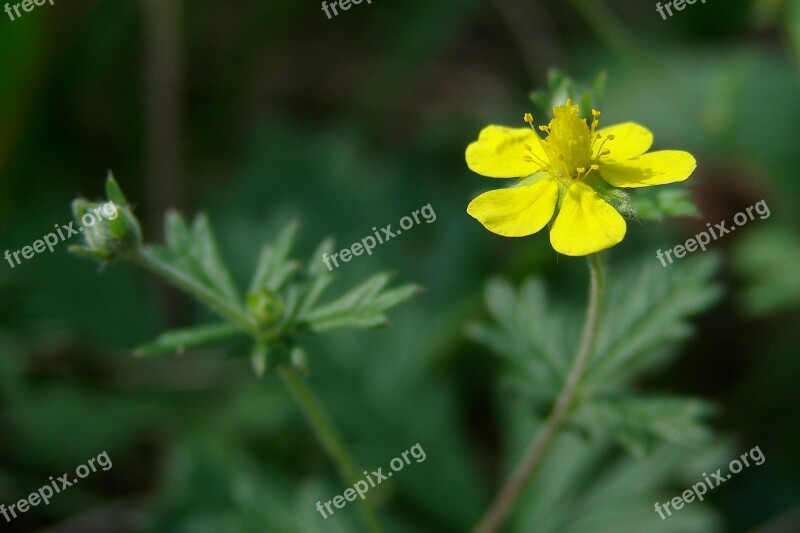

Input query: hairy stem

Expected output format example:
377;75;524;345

473;253;605;533
279;366;382;533
131;246;382;532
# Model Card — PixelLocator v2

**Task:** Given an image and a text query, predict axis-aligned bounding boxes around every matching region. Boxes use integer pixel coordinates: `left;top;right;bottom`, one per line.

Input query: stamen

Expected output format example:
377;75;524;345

522;113;553;163
581;164;601;180
523;143;549;167
595;134;615;158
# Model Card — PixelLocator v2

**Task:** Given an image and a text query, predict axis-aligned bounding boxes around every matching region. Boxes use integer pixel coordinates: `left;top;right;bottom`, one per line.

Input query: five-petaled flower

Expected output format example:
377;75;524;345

465;100;696;256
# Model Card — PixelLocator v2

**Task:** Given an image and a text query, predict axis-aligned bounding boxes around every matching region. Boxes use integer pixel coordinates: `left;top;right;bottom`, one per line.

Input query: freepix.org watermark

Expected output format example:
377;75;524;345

657;200;770;267
315;443;426;520
1;451;112;524
4;0;55;22
656;0;707;21
322;204;436;271
654;445;764;520
321;0;373;20
4;201;118;269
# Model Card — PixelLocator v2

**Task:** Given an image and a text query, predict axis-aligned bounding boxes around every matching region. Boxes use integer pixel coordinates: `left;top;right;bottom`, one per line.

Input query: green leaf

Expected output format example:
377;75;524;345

467;277;569;392
248;221;301;294
632;186;699;221
732;227;800;316
105;171;129;206
304;273;420;332
572;395;715;458
587;255;722;385
158;211;242;308
190;214;241;305
135;323;244;356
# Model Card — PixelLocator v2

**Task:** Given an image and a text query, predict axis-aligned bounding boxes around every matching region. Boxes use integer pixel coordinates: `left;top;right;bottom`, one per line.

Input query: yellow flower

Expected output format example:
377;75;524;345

466;100;696;256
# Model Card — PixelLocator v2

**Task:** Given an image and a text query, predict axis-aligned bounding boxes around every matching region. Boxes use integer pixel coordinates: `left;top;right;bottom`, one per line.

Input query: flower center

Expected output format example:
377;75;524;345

523;99;616;183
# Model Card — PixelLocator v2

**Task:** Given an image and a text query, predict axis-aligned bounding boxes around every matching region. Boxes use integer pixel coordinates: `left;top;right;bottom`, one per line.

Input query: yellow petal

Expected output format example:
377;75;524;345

467;179;559;237
595;122;653;161
598;150;696;189
466;126;547;178
550;181;626;256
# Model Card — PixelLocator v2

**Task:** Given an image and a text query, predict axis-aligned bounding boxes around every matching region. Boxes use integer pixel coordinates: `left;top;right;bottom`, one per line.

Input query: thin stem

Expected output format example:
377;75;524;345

131;247;260;337
279;366;382;533
473;253;605;533
130;246;382;532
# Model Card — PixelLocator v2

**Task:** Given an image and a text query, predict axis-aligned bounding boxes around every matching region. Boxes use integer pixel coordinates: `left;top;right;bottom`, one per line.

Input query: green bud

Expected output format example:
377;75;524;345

69;174;142;260
247;289;285;325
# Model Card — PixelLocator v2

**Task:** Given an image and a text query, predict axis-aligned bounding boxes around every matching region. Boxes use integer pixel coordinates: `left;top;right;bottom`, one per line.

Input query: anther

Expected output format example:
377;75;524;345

523;113;534;124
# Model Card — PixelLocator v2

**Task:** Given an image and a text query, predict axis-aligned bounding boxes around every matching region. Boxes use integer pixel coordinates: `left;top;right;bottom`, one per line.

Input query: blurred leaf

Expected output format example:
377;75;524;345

135;323;244;356
158;211;242;308
304;273;420;332
572;395;715;458
248;221;301;295
588;255;722;385
632;186;700;221
467;277;569;396
733;226;800;316
508;422;724;533
530;70;607;119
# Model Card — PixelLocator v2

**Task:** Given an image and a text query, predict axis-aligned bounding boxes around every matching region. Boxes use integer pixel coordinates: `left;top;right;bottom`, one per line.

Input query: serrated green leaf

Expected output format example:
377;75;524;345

135;323;243;356
572;395;715;458
587;255;722;385
304;273;419;332
157;211;242;309
190;214;241;305
469;277;570;389
248;222;300;294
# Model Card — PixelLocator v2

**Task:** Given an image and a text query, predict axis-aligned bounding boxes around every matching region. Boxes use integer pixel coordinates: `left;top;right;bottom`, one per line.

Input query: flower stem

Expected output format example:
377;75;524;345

473;253;605;533
130;246;382;533
279;366;382;533
131;247;260;336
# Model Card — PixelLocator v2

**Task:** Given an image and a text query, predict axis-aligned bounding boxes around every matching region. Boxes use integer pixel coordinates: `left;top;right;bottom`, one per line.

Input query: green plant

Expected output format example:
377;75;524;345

69;173;420;533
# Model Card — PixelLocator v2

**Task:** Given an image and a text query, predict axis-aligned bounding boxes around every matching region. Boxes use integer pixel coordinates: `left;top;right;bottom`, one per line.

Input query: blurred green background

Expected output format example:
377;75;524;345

1;0;799;531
